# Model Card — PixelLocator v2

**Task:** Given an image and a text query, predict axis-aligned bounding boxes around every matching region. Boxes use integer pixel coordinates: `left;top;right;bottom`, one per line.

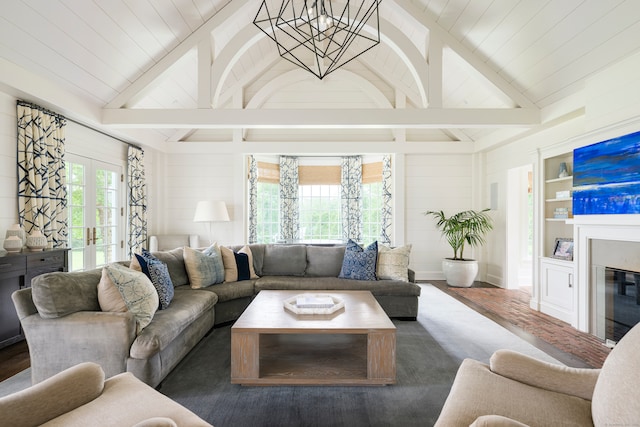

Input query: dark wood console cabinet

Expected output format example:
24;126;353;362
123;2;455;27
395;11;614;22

0;248;69;348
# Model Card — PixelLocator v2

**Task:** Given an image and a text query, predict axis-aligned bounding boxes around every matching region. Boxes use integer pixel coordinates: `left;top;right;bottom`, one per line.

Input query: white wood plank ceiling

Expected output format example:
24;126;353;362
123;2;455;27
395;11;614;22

1;0;639;148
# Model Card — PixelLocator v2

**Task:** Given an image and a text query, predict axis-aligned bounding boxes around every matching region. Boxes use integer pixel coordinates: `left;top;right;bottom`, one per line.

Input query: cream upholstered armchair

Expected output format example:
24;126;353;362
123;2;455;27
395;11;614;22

148;235;200;252
0;362;211;427
435;322;640;426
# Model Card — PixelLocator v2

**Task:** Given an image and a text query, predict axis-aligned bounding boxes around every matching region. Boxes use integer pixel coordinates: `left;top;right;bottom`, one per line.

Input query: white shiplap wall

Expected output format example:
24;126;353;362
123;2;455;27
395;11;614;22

150;152;241;247
405;153;473;280
0;92;19;239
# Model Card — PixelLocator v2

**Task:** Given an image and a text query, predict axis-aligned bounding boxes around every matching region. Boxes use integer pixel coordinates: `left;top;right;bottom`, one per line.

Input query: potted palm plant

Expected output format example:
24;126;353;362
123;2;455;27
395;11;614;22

424;209;493;287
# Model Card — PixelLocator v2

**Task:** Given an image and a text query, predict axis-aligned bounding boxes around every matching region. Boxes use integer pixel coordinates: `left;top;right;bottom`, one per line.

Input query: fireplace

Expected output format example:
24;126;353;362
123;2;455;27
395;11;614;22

592;266;640;345
573;216;640;340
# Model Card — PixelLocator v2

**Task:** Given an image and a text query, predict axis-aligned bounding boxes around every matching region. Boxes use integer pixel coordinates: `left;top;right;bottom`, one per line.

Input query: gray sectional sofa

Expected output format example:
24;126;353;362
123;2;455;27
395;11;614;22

12;243;420;388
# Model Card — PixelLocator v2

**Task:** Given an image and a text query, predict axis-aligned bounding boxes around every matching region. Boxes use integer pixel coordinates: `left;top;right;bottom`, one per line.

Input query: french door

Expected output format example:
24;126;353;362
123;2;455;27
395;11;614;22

66;154;125;271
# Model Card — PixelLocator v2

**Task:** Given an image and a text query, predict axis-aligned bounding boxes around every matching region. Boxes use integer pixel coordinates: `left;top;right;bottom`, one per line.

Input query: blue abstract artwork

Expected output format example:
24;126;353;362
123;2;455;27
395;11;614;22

573;130;640;215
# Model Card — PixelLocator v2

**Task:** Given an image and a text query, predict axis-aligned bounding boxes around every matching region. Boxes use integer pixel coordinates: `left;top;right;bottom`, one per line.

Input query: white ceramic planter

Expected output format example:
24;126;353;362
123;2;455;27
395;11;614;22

442;258;478;287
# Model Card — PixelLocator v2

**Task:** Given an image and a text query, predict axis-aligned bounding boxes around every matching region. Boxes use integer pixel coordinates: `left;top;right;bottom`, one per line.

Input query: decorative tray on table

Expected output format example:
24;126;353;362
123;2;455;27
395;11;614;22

283;294;345;315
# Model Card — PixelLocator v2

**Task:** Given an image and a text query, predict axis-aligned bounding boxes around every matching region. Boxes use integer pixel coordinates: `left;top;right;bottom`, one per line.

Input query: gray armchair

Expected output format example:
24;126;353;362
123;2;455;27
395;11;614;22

148;235;199;252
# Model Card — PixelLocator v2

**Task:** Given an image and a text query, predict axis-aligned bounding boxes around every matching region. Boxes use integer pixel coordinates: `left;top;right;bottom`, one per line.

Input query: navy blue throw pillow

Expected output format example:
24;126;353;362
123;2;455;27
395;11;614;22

135;249;174;309
234;252;251;281
338;239;378;281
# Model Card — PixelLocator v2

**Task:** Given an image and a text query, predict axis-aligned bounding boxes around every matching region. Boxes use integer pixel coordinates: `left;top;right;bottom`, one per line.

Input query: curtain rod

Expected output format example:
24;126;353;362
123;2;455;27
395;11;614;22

17;100;142;151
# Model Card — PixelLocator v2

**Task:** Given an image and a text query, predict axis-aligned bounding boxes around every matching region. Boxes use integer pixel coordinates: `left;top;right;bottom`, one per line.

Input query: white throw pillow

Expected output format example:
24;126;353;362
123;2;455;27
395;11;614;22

377;244;412;282
100;263;159;334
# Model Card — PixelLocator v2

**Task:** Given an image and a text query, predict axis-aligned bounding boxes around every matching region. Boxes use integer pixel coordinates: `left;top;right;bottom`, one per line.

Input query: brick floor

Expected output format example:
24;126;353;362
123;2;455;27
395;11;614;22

439;283;611;368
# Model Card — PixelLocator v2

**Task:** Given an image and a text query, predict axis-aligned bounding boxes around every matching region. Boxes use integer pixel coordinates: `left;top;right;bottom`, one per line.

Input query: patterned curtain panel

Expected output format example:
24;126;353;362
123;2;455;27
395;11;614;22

248;155;258;243
380;154;392;245
17;101;68;248
279;156;299;241
341;156;362;242
127;146;147;257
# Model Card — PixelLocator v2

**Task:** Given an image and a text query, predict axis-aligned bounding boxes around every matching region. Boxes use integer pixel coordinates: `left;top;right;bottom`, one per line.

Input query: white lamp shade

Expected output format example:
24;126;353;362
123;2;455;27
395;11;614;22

193;201;230;222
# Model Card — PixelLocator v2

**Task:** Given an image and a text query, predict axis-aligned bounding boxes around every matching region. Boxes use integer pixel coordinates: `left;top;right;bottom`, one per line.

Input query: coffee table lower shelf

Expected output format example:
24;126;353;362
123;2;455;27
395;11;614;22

231;332;395;386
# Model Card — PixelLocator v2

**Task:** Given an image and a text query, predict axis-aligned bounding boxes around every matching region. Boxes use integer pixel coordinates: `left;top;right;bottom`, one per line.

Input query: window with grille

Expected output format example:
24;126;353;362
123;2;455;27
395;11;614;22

252;157;386;244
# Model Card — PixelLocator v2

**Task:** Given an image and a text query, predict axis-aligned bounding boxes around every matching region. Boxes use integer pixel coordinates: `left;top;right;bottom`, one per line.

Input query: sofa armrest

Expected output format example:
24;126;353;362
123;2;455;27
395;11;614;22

11;287;38;320
0;362;105;427
490;349;600;401
21;311;137;384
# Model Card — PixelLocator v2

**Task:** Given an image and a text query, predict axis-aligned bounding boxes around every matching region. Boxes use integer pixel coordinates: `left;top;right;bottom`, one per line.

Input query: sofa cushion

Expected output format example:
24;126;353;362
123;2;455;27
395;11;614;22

339;240;378;280
101;263;159;334
305;246;345;277
377;244;412;282
31;269;102;318
262;245;307;276
134;250;174;309
129;288;217;359
184;245;224;288
178;280;255;303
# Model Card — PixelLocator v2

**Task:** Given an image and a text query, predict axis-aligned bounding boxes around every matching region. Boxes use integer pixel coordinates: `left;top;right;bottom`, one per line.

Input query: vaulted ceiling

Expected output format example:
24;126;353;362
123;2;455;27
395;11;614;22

2;0;639;151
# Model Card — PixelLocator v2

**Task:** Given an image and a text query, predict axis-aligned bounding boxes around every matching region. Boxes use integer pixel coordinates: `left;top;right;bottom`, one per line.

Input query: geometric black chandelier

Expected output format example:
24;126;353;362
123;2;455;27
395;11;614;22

254;0;382;79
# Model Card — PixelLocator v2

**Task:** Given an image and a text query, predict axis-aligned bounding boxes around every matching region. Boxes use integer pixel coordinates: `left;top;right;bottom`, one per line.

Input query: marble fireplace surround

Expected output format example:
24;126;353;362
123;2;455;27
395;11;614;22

574;214;640;333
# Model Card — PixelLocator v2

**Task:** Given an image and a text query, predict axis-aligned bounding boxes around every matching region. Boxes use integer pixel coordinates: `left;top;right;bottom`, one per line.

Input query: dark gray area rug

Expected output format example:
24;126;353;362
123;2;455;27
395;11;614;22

0;284;560;426
159;284;560;426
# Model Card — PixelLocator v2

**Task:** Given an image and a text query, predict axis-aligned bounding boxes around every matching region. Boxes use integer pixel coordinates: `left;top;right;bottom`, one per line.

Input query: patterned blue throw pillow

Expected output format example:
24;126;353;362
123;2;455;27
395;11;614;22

136;249;175;310
338;239;378;281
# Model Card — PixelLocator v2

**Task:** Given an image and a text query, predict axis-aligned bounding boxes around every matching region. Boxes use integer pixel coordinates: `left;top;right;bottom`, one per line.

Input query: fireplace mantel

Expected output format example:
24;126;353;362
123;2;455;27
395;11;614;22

573;214;640;332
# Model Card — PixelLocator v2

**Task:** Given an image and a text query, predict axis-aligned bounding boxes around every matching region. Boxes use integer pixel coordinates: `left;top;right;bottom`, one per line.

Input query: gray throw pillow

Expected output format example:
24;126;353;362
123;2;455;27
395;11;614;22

262;245;307;276
305;246;346;277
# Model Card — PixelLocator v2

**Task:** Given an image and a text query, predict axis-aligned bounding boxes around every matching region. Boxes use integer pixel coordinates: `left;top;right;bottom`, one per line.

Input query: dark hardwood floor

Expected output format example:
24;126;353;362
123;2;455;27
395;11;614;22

0;339;29;382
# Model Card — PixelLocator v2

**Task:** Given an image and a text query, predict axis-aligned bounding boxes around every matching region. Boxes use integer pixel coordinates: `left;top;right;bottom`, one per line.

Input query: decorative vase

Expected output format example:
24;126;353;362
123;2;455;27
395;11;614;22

558;162;569;178
26;230;47;251
3;235;23;253
5;224;26;247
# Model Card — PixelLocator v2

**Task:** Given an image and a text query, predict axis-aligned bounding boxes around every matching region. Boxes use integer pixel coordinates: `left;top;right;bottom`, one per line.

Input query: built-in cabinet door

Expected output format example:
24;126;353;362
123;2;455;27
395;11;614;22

66;154;124;272
540;258;574;324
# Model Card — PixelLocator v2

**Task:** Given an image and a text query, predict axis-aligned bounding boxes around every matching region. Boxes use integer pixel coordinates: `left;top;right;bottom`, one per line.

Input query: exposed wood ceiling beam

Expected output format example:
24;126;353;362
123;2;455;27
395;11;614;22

102;108;539;129
391;0;537;110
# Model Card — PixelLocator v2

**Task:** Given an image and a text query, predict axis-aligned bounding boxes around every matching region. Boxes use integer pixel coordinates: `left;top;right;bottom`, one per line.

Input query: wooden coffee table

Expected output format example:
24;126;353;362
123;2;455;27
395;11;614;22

231;290;396;386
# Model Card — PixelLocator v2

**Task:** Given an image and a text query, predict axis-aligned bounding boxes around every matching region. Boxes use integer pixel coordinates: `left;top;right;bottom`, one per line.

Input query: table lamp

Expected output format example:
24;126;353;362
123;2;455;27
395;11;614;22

193;200;230;244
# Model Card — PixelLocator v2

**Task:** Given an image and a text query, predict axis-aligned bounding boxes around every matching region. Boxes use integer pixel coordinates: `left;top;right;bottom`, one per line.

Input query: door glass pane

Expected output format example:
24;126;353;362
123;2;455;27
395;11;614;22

95;169;119;269
66;162;86;272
